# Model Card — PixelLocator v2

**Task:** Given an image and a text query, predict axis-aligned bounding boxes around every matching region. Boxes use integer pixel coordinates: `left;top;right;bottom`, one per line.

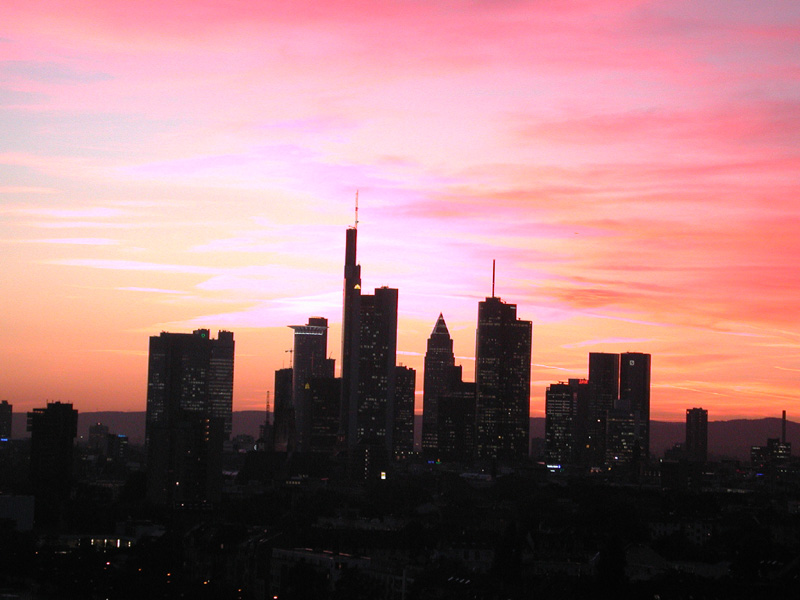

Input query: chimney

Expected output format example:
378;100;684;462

782;410;787;444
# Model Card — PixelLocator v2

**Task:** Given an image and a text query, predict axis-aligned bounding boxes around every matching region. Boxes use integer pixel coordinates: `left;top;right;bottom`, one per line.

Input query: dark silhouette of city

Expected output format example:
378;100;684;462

1;222;799;600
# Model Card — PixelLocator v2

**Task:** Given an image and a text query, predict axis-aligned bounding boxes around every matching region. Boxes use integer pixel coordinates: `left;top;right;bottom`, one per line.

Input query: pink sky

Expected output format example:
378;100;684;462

2;1;799;421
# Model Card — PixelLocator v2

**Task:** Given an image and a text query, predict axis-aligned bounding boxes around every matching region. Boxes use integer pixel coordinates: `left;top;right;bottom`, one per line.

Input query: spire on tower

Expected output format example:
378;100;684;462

355;190;359;229
492;259;496;297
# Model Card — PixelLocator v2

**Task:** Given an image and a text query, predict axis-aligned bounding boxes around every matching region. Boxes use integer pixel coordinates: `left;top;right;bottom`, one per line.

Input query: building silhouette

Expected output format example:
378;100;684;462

437;366;476;463
0;400;11;440
145;329;235;505
604;410;637;466
474;295;532;462
355;286;399;457
543;352;652;469
393;365;416;460
588;353;619;412
289;317;334;452
27;402;78;523
339;226;362;450
272;367;294;452
421;314;455;456
685;407;708;463
751;411;792;467
545;379;592;467
307;376;341;454
620;352;652;459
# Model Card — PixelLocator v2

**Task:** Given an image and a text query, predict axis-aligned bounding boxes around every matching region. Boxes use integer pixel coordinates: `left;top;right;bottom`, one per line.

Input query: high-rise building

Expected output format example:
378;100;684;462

604;410;636;466
307;376;341;454
145;329;234;505
393;365;416;460
337;221;401;475
475;295;532;462
545;382;574;466
619;352;651;459
272;367;294;452
545;379;592;467
339;226;362;450
588;353;619;412
685;407;708;463
27;402;78;522
437;366;476;463
421;314;455;455
0;401;11;440
355;286;399;457
289;317;334;452
587;353;620;466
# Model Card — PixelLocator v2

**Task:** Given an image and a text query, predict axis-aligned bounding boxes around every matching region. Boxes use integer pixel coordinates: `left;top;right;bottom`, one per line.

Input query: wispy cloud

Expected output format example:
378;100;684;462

24;237;118;245
117;287;189;295
47;259;222;274
562;338;653;349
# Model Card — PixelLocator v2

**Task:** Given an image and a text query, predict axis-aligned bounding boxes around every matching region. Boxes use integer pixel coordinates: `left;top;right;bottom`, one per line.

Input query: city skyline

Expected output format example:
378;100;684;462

3;2;800;421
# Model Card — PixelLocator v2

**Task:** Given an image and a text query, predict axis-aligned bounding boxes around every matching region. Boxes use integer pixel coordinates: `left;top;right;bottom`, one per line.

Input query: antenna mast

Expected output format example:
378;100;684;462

355;190;359;229
492;259;496;297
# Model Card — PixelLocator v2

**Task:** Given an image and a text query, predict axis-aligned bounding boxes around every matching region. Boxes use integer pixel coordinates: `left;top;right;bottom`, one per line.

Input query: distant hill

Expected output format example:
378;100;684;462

10;412;798;461
10;411;266;445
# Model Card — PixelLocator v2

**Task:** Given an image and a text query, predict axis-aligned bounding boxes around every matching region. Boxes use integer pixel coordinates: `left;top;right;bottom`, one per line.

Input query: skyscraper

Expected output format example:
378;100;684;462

545;379;592;467
272;367;294;452
619;352;651;459
0;401;11;440
337;218;401;475
474;295;532;462
437;366;476;463
421;314;455;455
588;353;619;412
27;402;77;523
289;317;334;452
393;365;416;460
355;286;399;456
587;352;620;466
545;382;574;466
339;226;362;450
307;376;342;454
685;407;708;463
145;329;235;505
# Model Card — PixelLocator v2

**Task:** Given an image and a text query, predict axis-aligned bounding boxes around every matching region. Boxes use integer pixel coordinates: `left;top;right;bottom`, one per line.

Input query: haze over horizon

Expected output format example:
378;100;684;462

2;1;799;421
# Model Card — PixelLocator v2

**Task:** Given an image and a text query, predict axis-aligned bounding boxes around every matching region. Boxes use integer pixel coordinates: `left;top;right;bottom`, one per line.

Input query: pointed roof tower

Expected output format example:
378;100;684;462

431;313;450;337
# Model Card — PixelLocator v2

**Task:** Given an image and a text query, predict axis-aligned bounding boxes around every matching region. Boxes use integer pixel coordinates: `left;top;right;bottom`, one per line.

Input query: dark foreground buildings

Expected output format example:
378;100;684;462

145;329;235;505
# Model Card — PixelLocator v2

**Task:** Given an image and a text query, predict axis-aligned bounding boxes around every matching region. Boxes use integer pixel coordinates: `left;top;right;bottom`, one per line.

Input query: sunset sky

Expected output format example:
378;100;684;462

2;1;799;421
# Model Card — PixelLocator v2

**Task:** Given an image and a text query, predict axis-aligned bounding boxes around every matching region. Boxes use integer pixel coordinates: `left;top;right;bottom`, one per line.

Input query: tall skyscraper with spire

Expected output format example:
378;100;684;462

339;225;361;450
474;287;532;462
337;202;401;469
421;313;455;455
